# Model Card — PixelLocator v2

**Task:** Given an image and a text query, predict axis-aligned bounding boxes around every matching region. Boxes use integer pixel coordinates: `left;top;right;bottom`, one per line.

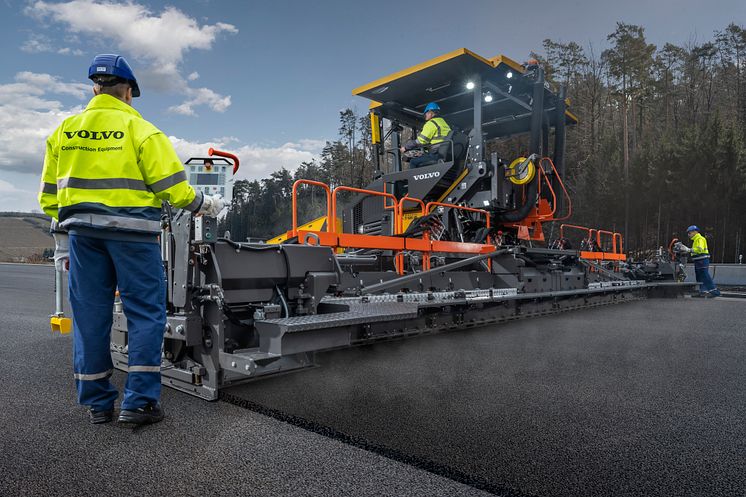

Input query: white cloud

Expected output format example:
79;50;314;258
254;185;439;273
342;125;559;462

0;179;27;193
20;34;84;56
169;137;324;181
14;72;90;99
294;139;328;153
0;72;87;175
57;47;85;56
187;72;200;81
168;87;231;116
27;0;237;114
0;178;39;212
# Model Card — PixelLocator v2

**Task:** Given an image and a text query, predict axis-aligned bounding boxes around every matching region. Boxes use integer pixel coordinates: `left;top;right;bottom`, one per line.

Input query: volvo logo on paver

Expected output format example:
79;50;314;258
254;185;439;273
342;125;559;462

413;172;440;181
63;130;124;140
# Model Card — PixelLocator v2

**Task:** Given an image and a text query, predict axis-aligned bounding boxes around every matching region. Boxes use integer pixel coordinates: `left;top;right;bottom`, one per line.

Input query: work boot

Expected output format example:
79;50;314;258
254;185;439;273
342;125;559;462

117;404;164;425
89;408;114;424
705;290;721;298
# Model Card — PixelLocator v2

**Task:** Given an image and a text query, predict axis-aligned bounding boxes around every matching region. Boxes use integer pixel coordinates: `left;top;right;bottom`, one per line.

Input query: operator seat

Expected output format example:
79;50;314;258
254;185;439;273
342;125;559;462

440;129;468;166
418;129;468;168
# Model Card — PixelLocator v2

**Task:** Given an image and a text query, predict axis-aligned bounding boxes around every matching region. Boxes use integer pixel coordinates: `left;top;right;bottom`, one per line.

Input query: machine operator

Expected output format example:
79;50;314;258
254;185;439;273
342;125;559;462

38;54;225;425
400;102;451;168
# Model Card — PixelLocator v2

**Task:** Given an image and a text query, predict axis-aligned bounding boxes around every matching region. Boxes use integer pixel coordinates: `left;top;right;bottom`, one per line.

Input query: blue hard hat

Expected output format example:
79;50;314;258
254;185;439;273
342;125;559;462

88;54;140;97
423;102;440;114
686;225;699;232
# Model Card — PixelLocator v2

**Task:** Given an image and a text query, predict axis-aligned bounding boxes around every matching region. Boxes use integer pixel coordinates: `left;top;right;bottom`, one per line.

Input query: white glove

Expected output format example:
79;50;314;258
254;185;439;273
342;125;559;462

53;232;69;272
673;241;691;253
199;194;226;217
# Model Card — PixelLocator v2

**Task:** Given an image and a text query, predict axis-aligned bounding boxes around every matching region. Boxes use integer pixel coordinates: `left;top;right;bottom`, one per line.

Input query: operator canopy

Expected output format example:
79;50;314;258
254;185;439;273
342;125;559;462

353;48;577;138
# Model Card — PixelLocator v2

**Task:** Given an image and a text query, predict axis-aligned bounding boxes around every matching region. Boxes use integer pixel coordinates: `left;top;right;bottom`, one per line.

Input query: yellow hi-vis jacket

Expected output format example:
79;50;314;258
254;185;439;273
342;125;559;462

39;94;203;235
417;117;451;146
690;232;710;260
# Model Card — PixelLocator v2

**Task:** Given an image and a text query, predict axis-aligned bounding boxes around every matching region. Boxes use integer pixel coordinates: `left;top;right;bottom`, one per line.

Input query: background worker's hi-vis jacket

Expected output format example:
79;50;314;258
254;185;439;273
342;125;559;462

690;232;710;261
39;94;203;238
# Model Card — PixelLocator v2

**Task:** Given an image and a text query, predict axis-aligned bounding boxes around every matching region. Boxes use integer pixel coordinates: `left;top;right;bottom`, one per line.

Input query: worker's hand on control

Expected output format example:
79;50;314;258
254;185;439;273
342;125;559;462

399;146;405;153
673;241;691;253
53;232;70;272
199;194;227;217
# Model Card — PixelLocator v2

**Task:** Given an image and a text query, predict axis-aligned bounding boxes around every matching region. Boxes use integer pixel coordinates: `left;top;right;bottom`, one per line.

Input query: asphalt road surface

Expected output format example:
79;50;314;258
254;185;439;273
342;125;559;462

1;263;744;496
0;264;491;497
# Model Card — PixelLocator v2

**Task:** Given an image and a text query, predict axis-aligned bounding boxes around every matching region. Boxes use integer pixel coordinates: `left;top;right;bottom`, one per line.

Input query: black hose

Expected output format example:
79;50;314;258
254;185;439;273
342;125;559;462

497;178;538;223
217;238;280;250
274;284;289;318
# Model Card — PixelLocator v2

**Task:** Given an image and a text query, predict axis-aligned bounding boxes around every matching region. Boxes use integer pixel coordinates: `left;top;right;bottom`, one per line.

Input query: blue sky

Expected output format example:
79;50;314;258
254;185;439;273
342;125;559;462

0;0;744;211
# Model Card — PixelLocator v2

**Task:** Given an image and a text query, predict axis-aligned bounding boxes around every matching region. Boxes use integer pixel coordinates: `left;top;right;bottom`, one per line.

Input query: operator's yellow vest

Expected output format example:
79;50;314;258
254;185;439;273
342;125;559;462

417;117;451;145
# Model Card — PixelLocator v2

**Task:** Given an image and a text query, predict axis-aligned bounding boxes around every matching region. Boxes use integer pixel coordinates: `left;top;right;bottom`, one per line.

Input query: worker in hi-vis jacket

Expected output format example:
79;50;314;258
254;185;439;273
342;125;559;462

39;54;226;425
678;225;721;298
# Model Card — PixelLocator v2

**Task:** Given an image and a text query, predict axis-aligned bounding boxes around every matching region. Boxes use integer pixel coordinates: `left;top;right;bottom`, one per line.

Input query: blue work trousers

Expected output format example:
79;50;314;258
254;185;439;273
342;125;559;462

68;234;165;411
409;152;440;168
693;258;719;294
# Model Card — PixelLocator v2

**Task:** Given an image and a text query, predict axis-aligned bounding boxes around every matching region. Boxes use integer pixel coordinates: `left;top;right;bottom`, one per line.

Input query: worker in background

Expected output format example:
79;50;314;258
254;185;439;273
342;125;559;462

679;225;721;298
38;54;226;425
400;102;451;168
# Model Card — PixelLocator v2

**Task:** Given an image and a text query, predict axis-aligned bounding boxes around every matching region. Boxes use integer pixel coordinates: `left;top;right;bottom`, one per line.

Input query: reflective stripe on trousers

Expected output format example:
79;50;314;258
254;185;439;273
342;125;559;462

128;365;161;373
74;369;113;381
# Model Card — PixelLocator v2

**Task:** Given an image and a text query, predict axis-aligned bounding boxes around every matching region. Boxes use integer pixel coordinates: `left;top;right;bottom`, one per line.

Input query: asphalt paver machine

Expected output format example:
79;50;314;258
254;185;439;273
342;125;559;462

104;49;690;400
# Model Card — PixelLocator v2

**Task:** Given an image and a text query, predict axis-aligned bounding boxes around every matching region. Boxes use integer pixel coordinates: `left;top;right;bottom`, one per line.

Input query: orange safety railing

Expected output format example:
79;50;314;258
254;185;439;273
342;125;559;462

331;186;399;234
560;224;598;250
291;179;332;237
596;230;619;253
540;158;572;221
560;223;625;264
396;196;427;272
535;164;558;221
382;182;401;214
560;224;593;240
396;195;426;234
288;180;499;275
594;230;624;254
426;201;493;270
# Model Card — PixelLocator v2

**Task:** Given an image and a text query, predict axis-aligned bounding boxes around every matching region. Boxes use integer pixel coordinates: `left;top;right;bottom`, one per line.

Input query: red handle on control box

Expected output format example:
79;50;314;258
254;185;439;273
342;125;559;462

208;148;240;175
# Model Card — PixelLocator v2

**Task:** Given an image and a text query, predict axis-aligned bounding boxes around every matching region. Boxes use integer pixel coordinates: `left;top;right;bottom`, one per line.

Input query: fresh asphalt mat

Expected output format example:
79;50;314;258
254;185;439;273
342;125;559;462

224;297;746;497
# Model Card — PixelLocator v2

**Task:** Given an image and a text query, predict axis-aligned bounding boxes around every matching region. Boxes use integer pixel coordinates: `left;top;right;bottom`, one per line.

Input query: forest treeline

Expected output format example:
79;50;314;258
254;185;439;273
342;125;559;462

221;22;746;262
